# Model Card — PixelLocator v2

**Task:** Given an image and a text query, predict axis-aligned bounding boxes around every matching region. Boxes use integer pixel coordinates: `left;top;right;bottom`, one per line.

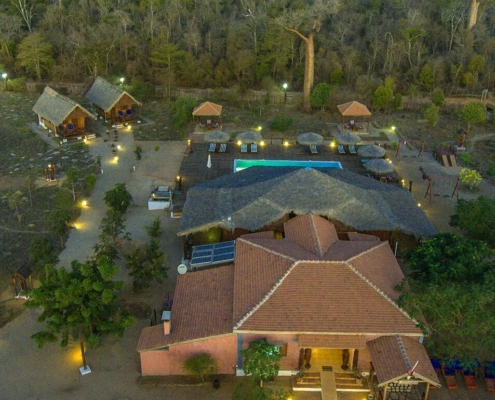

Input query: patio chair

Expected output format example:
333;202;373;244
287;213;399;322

212;122;219;129
310;144;318;154
484;361;495;392
206;119;212;126
219;143;227;153
337;144;345;154
208;143;216;152
442;365;459;389
57;125;66;136
349;145;357;154
251;143;258;153
67;123;75;135
430;358;441;373
240;144;248;153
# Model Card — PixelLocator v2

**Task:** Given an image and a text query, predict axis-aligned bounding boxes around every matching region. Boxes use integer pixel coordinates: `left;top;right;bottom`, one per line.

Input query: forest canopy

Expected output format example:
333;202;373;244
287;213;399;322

1;0;494;98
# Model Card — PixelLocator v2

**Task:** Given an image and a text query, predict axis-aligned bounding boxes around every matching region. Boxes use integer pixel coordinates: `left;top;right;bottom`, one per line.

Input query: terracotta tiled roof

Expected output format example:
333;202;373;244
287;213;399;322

348;242;404;301
284;214;338;256
299;334;366;349
322;240;379;261
367;336;441;387
240;231;274;240
248;238;320;261
137;324;171;352
192;101;222;116
348;232;380;242
337;101;372;117
233;238;294;324
137;265;234;351
235;261;421;335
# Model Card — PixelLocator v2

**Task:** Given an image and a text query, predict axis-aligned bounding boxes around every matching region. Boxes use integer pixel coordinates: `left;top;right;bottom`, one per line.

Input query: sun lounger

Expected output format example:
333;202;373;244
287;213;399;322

208;143;216;152
338;145;345;154
251;144;258;153
219;143;227;153
240;144;248;153
462;370;477;389
349;145;357;154
310;144;318;154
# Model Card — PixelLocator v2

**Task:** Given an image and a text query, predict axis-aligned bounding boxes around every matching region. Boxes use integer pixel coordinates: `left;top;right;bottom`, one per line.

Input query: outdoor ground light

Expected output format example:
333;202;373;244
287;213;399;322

187;139;191;146
81;200;88;207
237;140;242;145
330;141;336;148
418;203;421;207
258;125;262;131
114;155;119;161
391;126;396;131
283;141;289;146
127;125;131;130
117;145;121;150
260;140;265;146
119;77;124;84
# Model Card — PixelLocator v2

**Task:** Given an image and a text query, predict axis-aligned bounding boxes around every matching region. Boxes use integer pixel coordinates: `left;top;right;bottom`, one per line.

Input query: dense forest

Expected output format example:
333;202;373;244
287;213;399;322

1;0;495;101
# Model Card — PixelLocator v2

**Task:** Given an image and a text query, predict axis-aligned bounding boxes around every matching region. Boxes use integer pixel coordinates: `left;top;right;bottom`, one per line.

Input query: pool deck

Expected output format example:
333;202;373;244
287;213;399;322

175;141;372;208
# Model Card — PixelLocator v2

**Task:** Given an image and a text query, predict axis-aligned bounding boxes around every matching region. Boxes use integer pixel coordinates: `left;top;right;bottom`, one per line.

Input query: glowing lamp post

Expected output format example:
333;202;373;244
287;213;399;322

119;77;124;87
282;83;288;104
2;73;7;90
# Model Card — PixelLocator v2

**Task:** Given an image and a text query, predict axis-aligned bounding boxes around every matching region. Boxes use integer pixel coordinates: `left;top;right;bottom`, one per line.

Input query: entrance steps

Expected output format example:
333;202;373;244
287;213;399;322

335;372;370;392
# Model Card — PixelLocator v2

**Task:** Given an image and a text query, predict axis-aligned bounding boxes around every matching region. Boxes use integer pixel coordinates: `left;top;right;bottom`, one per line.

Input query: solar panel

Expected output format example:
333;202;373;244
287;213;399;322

190;241;235;267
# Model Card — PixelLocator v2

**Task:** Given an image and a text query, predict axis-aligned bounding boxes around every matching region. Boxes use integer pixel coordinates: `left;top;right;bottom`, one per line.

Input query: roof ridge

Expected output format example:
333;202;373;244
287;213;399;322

345;259;420;327
308;214;323;257
45;86;78;106
345;240;388;261
234;260;348;330
234;259;301;330
395;335;412;371
237;237;298;262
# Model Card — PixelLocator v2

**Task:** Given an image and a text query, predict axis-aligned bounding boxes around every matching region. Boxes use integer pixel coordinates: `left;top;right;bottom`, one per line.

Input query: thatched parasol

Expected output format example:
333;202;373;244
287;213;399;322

297;132;324;145
204;130;230;143
335;131;361;145
236;131;262;143
357;144;386;158
364;158;395;174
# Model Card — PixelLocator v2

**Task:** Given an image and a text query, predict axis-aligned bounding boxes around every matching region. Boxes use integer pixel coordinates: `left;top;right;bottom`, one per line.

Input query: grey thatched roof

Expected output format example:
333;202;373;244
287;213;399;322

178;167;437;237
33;87;96;125
236;131;262;143
85;77;141;112
335;131;361;144
205;130;230;143
357;144;386;158
365;158;395;174
297;132;323;145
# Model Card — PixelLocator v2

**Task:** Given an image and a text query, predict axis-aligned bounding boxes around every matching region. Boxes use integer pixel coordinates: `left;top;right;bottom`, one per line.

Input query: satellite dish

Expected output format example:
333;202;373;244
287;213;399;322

177;264;188;275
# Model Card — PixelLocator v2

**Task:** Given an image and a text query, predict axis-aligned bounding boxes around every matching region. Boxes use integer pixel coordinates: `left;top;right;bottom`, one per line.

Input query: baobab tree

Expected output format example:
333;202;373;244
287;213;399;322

467;0;485;30
275;0;340;112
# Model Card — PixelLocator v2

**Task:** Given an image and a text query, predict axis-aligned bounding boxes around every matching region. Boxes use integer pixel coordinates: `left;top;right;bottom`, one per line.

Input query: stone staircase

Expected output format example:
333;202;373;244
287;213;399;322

335;372;370;392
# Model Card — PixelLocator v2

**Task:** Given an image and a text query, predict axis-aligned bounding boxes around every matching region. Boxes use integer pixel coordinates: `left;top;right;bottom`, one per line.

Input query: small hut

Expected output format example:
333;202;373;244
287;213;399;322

33;87;97;140
367;336;441;400
85;77;142;125
12;265;33;297
192;101;222;130
337;101;372;133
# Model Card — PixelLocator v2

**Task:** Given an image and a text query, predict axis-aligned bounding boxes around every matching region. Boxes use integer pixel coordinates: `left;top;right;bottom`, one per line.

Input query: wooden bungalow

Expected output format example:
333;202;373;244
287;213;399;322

33;87;96;140
85;77;142;126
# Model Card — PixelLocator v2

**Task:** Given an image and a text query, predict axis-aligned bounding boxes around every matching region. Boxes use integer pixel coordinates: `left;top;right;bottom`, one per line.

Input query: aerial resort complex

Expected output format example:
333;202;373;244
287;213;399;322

2;1;495;398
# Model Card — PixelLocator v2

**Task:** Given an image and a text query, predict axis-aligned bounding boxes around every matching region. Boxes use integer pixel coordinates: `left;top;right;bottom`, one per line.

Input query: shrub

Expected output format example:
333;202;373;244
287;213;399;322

486;164;495;177
181;353;218;382
154;145;159;151
233;116;240;124
432;89;444;106
392;94;403;112
9;77;27;92
270;116;293;132
130;80;155;101
84;174;97;190
458;152;475;167
390;141;398;150
460;168;482;189
423;104;440;127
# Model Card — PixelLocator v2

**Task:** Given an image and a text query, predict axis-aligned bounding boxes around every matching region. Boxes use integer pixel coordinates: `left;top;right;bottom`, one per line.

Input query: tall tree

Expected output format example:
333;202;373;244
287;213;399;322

467;0;484;30
16;33;54;80
10;0;34;33
275;0;340;112
103;183;133;215
25;259;133;370
242;339;281;387
450;196;495;246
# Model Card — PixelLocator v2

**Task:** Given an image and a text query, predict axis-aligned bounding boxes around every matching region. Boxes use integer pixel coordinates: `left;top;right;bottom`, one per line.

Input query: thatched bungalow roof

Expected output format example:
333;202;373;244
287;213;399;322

192;101;222;116
85;77;141;112
337;101;371;117
33;87;96;125
178;167;437;237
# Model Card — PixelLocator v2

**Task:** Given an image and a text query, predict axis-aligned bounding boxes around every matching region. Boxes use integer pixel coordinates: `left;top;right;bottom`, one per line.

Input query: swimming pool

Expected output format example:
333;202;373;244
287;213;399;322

233;159;343;172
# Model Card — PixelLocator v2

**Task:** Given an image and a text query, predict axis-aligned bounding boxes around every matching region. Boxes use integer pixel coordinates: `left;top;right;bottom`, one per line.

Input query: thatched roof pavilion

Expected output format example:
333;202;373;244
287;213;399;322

337;101;371;132
85;77;141;124
192;101;222;124
33;87;96;139
178;167;437;239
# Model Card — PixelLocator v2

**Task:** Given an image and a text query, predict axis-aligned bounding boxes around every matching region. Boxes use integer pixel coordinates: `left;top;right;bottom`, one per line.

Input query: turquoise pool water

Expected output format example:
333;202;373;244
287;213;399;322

233;159;343;172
